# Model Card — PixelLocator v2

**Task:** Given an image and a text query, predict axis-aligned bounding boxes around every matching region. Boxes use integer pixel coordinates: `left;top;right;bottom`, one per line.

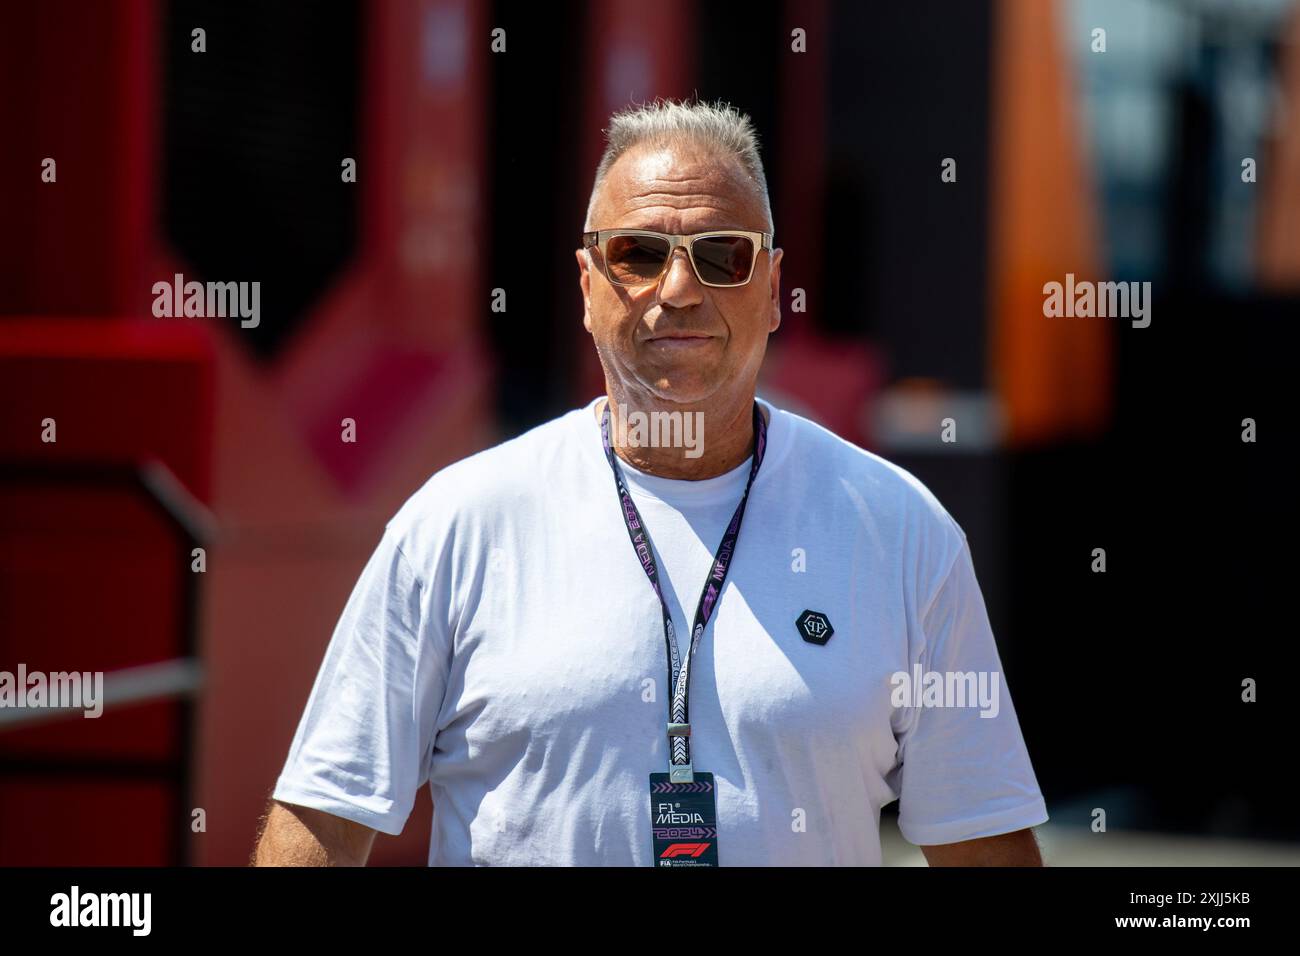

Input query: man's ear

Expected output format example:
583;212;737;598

767;246;783;334
575;248;593;333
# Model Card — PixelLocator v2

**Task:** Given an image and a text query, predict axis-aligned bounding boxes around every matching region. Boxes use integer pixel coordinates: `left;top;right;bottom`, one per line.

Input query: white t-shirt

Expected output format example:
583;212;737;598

273;395;1049;865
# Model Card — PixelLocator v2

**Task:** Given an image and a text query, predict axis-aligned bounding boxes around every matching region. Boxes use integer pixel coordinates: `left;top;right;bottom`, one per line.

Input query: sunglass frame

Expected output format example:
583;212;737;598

581;229;774;288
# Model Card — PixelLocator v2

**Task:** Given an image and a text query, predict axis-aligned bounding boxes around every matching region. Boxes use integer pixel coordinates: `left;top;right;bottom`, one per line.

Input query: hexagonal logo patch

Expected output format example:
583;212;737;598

796;609;834;645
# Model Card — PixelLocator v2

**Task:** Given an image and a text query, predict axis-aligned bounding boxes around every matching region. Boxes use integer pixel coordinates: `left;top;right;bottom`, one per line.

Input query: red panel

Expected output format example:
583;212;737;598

0;781;173;866
0;318;215;502
0;486;183;763
0;0;159;316
0;318;211;865
1;0;496;867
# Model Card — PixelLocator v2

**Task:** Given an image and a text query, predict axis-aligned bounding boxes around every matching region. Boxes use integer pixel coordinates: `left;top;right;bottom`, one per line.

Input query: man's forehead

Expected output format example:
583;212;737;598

594;142;762;226
620;143;722;182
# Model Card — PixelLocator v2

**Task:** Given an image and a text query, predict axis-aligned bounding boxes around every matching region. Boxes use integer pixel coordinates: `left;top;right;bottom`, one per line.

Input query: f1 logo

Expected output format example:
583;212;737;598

660;842;711;858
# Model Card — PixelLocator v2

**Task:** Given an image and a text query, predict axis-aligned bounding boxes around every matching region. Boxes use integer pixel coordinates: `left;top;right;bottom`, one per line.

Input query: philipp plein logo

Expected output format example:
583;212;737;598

796;609;833;645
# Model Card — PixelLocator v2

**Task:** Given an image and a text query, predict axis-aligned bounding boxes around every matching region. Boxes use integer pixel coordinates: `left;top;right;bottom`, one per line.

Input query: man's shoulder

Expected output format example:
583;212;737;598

386;402;591;540
773;400;961;534
772;400;972;604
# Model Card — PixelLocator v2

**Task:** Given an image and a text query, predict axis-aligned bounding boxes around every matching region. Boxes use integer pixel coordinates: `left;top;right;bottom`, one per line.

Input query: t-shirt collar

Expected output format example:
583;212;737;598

578;394;779;506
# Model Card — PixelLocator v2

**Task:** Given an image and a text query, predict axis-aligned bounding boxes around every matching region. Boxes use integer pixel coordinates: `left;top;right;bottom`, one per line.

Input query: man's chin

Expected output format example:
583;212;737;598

635;378;725;408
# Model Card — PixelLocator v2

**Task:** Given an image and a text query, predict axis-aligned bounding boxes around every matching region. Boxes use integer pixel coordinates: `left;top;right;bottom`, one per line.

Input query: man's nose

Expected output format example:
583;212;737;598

657;247;704;306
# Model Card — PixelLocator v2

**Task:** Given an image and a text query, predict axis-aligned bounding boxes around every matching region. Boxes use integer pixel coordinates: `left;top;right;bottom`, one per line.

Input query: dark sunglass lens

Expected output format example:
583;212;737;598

692;236;755;285
606;235;671;283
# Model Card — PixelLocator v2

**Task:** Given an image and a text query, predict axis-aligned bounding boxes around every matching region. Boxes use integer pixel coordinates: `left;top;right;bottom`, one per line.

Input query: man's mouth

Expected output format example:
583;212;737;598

647;332;714;348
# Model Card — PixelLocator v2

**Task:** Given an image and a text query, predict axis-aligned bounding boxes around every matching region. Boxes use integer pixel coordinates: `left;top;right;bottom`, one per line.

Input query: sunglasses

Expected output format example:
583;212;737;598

582;229;773;288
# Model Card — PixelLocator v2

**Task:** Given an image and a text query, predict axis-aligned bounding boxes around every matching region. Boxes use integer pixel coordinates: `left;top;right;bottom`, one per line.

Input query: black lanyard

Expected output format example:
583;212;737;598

600;400;768;783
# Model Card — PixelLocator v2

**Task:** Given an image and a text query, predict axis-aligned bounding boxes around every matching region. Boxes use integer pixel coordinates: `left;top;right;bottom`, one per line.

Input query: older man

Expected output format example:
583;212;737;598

255;99;1047;867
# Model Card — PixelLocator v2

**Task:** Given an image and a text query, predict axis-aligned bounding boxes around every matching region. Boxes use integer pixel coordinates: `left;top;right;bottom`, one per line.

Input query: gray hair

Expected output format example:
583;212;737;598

583;98;773;232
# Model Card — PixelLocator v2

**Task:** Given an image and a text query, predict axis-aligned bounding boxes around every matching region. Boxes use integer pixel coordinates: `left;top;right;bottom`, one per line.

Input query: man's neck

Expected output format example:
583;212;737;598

595;392;768;480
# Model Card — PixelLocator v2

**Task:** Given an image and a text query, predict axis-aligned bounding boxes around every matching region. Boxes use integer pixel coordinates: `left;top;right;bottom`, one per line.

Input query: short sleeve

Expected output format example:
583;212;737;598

893;541;1049;846
272;528;448;836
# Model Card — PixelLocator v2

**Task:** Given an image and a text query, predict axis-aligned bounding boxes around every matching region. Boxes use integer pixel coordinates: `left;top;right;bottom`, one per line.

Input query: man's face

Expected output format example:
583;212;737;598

576;141;782;408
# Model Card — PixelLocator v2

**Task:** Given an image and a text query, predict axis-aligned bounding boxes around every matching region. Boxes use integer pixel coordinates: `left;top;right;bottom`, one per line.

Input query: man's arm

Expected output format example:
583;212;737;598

920;827;1043;866
251;800;378;867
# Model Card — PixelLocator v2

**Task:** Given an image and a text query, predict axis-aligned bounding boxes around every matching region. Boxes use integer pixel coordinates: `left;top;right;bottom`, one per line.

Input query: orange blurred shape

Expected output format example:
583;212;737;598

989;0;1112;446
1258;4;1300;290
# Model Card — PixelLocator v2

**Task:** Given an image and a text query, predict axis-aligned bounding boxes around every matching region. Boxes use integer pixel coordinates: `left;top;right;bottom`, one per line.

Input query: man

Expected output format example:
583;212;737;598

255;99;1048;867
